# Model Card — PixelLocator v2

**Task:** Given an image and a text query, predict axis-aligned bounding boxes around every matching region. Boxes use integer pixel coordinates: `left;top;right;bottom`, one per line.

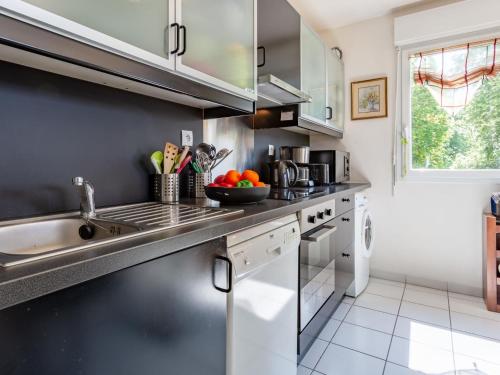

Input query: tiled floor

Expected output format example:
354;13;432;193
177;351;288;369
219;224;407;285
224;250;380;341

298;277;500;375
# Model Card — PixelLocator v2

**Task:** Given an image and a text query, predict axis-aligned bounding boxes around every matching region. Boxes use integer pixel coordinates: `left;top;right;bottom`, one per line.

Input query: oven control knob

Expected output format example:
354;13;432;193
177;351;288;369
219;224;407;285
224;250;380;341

317;211;324;219
325;209;333;216
308;215;317;224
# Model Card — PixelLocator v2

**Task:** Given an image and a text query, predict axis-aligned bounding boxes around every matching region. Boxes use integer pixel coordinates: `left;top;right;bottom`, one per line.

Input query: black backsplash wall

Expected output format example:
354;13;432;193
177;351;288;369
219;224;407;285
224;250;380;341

0;62;202;220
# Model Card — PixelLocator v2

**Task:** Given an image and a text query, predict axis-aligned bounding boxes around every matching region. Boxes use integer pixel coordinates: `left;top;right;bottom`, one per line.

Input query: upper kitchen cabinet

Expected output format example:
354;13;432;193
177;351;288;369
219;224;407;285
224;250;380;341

0;0;256;115
300;21;326;125
176;0;256;101
254;0;345;137
2;0;176;70
326;48;345;132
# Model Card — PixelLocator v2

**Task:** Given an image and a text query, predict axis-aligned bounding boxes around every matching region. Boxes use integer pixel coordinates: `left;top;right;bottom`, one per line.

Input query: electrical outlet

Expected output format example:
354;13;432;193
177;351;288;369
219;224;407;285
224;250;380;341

268;144;275;156
181;130;193;147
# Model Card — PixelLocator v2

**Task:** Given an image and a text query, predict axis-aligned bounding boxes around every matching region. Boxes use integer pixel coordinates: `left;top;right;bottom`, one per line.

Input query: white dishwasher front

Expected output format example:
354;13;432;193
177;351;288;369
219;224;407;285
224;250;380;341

227;214;300;375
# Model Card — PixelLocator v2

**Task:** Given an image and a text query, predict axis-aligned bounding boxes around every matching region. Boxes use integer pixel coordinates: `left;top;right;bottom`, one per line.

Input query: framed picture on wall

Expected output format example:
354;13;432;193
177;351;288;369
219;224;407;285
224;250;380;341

351;77;388;120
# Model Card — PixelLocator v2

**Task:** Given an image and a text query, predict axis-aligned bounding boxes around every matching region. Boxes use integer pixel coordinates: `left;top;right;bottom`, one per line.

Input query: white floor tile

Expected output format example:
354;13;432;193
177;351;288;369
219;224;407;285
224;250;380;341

297;365;313;375
345;305;397;334
332;302;351;321
404;284;447;296
332;322;392;359
370;277;405;288
343;296;355;305
403;288;449;310
454;353;500;375
452;330;500;365
451;311;500;341
355;293;401;315
365;281;405;300
387;336;455;374
315;343;385;375
299;339;329;369
399;301;450;328
449;297;500;322
318;319;342;342
384;362;433;375
448;292;484;304
393;316;453;351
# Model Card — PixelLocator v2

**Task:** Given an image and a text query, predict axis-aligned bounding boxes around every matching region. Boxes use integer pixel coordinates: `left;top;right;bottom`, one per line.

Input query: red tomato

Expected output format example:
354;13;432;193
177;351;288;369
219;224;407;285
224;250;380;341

207;183;220;187
214;175;225;184
219;182;234;188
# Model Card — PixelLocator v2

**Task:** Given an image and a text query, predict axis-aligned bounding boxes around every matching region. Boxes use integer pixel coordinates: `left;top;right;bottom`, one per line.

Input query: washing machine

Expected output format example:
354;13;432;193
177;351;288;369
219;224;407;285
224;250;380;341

346;191;374;297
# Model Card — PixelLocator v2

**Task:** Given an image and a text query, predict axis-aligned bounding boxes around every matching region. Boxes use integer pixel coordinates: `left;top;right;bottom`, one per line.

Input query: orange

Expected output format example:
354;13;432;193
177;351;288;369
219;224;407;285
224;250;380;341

241;170;260;185
224;170;241;186
253;181;265;187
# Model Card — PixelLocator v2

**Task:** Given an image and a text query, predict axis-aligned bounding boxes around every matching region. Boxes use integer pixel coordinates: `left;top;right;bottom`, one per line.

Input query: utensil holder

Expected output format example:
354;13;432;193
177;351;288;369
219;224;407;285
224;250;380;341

151;174;179;203
195;172;211;198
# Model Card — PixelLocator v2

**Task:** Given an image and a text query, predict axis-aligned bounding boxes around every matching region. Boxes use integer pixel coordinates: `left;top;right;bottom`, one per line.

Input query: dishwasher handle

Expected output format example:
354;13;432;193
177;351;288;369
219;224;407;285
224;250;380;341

213;255;232;293
302;225;337;242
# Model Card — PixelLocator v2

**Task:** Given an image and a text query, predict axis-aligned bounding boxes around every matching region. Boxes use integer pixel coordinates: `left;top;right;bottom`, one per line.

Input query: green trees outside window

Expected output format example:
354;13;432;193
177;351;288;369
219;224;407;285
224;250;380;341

411;75;500;170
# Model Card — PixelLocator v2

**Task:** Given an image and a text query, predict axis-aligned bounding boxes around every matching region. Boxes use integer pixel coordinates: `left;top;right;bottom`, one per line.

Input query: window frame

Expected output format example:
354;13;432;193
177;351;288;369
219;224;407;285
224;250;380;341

399;32;500;183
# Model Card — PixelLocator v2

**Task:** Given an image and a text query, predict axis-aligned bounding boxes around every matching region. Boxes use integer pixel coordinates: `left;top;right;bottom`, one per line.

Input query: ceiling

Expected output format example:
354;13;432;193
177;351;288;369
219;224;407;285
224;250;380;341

286;0;424;30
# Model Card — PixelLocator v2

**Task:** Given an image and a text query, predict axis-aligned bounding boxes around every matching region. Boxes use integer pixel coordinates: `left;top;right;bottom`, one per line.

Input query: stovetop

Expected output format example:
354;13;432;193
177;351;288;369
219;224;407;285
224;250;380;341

268;187;329;201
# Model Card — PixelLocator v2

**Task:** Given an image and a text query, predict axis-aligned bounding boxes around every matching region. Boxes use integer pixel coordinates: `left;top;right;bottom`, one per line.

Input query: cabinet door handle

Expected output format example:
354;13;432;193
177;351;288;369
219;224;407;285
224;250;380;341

326;106;333;120
342;198;350;202
341;252;350;258
341;217;350;222
258;46;266;67
178;25;187;56
214;255;232;293
170;23;180;54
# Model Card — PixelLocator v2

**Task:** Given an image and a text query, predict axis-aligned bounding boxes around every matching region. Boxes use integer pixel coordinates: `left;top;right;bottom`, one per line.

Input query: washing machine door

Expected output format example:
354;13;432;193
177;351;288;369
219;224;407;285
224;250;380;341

360;210;374;258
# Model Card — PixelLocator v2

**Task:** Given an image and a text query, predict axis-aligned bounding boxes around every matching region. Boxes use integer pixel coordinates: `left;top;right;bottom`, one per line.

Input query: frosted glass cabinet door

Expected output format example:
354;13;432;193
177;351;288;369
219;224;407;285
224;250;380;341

326;50;345;131
300;21;326;124
1;0;175;70
176;0;256;100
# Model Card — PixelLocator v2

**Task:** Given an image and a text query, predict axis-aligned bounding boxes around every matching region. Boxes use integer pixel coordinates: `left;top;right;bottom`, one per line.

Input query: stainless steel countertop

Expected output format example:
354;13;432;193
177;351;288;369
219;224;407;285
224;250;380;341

0;182;370;310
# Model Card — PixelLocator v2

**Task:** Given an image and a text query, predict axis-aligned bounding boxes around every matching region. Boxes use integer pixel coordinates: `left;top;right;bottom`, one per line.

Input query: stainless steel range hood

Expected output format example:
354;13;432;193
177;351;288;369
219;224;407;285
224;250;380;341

257;74;311;108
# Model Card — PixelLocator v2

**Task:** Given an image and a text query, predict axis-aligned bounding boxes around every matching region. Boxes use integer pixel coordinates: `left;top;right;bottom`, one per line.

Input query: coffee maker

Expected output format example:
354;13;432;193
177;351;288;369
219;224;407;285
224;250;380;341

278;146;330;186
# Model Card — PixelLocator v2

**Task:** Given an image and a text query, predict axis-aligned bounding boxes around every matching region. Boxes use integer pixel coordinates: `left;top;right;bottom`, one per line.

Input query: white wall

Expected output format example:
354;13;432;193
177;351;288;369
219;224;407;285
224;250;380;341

311;15;499;295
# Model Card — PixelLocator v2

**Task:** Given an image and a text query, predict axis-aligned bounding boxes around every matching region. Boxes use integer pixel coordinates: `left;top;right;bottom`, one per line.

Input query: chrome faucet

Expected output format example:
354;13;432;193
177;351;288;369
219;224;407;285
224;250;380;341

72;177;96;220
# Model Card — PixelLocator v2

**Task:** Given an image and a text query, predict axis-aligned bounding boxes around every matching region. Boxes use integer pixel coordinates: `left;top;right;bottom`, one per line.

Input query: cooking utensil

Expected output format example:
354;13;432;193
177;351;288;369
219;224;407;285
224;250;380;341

211;148;229;168
163;143;179;174
176;155;192;175
196;151;211;173
212;149;233;169
150;151;164;174
196;143;216;161
175;146;190;171
205;185;270;205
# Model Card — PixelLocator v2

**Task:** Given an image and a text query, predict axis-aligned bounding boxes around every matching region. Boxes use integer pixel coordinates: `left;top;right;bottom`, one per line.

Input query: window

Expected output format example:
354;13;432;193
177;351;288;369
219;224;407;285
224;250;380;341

400;36;500;181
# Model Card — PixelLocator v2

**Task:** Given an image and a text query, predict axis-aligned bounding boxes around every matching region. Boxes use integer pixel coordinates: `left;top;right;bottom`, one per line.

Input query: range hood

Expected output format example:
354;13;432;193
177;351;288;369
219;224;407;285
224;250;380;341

257;74;311;108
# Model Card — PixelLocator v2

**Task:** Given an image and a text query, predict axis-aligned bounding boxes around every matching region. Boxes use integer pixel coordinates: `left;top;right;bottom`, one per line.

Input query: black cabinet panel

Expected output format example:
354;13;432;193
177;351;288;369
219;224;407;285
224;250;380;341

0;239;227;375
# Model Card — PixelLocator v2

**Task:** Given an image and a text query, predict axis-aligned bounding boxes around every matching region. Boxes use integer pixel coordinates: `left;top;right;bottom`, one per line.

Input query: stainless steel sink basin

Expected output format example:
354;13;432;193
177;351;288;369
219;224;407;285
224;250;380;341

0;218;140;256
0;202;242;267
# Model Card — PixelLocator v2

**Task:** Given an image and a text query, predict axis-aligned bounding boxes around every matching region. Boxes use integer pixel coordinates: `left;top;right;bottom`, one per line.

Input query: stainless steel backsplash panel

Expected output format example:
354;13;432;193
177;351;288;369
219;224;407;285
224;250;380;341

203;117;255;175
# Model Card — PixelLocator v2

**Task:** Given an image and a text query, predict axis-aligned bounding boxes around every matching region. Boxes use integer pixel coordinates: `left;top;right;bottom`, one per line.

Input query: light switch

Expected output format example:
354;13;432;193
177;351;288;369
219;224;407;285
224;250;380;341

181;130;193;146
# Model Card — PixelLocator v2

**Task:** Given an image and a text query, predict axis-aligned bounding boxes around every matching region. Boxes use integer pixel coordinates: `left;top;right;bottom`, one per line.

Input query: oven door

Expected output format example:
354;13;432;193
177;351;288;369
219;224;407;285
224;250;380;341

299;222;337;332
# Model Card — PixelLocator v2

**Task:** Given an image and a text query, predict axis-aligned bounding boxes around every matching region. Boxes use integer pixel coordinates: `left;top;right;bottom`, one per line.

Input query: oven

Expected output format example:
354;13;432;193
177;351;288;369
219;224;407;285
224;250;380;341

298;198;354;361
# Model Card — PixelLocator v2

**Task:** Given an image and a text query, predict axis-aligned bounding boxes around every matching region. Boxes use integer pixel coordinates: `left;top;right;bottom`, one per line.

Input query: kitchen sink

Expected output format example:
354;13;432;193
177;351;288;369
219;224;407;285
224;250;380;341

0;203;242;267
0;217;140;256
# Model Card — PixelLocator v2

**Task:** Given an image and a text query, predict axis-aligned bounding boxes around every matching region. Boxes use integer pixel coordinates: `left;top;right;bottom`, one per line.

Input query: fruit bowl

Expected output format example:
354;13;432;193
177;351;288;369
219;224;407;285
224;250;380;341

204;185;271;204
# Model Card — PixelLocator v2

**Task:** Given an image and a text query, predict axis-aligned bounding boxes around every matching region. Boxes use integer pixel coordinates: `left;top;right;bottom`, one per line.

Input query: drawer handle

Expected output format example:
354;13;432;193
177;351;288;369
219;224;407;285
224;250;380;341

342;198;350;202
341;217;350;222
341;252;350;258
